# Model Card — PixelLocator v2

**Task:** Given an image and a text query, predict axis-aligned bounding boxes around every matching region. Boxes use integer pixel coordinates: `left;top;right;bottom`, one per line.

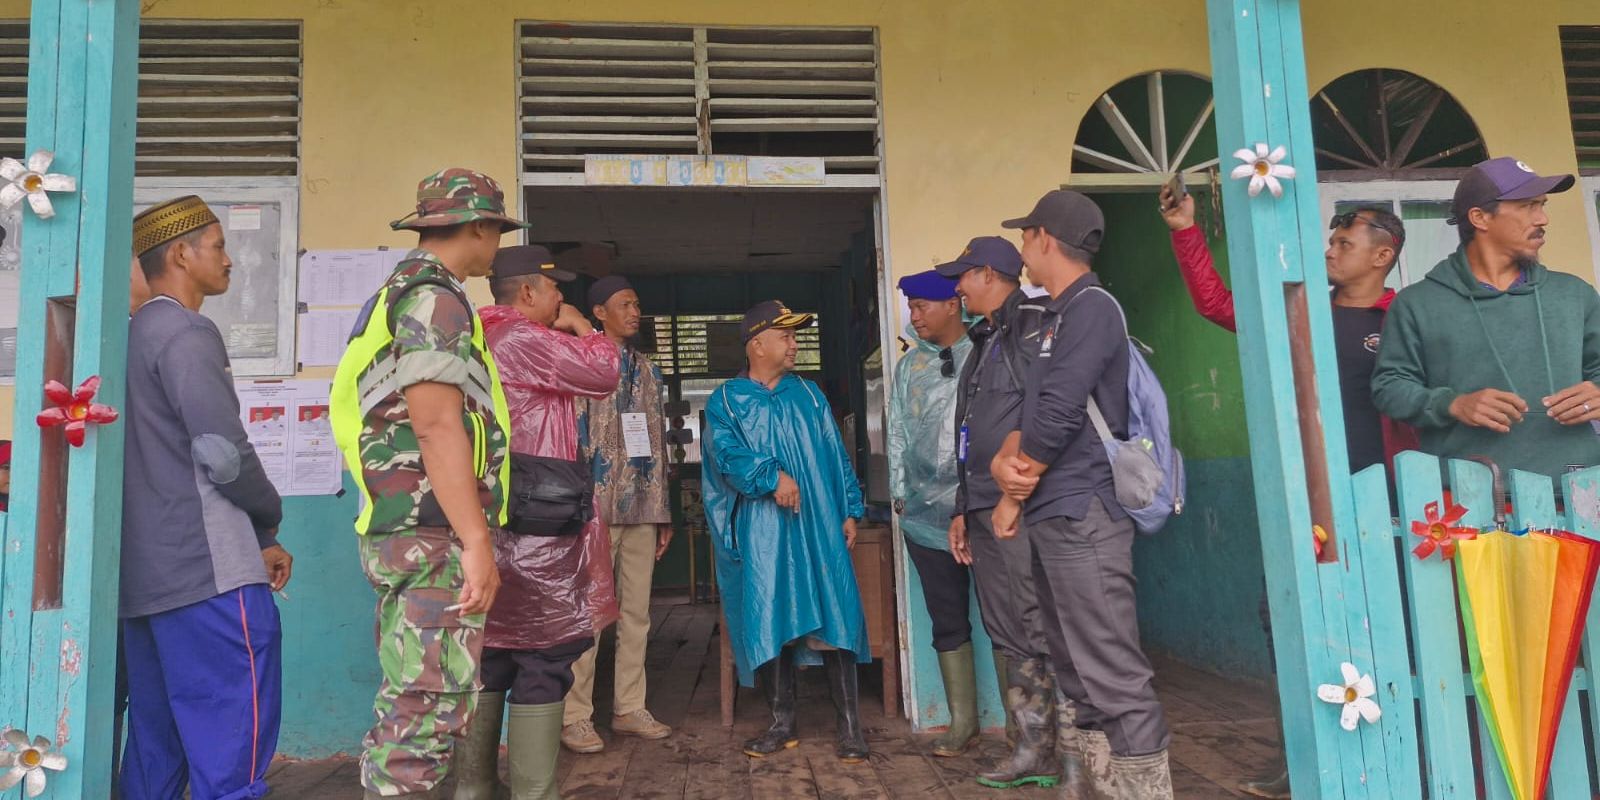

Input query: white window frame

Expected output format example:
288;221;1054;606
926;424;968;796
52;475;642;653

1318;179;1459;289
135;176;301;377
1583;176;1600;287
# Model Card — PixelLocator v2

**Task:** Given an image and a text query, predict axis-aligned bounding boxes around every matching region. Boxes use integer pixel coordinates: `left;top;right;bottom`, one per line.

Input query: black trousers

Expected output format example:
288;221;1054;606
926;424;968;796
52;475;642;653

481;638;594;705
903;538;973;652
966;510;1050;660
1030;498;1170;757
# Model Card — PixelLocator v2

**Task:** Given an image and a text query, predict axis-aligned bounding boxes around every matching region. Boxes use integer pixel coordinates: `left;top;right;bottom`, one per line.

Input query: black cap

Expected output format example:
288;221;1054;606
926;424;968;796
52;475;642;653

1448;156;1576;226
934;236;1024;278
740;300;814;343
491;244;577;282
1001;190;1105;254
587;275;634;309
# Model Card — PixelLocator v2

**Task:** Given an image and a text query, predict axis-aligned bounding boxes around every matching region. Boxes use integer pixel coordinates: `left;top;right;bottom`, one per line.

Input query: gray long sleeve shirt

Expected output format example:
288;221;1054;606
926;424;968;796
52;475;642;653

121;296;282;618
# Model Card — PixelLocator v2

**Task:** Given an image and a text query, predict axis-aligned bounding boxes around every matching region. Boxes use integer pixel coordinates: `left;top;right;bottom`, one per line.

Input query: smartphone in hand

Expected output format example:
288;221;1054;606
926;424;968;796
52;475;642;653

1161;173;1187;211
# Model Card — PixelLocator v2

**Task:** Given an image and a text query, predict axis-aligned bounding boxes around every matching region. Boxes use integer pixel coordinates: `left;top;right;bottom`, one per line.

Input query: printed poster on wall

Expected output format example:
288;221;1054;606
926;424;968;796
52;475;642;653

235;379;342;497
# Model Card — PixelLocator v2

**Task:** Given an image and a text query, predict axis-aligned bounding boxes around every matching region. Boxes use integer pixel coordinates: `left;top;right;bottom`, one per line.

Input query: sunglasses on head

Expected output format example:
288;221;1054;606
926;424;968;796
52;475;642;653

938;347;954;378
1329;211;1404;245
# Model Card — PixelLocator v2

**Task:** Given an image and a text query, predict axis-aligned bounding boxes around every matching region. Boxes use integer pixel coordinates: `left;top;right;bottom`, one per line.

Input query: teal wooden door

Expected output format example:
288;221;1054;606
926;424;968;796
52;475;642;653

0;1;138;797
1205;2;1600;796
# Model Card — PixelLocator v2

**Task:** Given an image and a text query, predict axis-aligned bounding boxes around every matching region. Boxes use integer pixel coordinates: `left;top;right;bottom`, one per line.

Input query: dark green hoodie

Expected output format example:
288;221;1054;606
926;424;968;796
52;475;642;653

1371;246;1600;480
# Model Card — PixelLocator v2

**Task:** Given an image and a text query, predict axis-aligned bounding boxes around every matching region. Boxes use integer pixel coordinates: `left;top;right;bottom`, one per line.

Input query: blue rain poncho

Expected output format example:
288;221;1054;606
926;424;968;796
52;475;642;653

888;328;971;550
702;372;870;686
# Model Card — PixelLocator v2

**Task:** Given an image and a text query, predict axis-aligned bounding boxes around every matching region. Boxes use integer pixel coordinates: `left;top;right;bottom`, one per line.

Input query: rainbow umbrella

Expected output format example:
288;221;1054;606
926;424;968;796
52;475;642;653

1455;530;1600;800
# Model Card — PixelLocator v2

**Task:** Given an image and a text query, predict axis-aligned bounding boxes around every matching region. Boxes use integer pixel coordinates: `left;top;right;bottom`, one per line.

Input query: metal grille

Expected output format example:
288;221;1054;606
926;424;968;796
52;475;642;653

1563;27;1600;169
0;19;301;176
519;22;879;176
647;312;821;377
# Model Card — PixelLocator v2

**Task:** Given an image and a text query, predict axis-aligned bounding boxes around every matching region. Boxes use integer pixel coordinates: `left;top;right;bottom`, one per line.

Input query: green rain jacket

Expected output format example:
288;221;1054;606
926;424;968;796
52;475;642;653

888;327;972;550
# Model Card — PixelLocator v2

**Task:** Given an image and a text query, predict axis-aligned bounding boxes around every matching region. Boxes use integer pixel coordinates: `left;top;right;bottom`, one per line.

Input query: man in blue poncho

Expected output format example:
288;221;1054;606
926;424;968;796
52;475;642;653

702;300;871;763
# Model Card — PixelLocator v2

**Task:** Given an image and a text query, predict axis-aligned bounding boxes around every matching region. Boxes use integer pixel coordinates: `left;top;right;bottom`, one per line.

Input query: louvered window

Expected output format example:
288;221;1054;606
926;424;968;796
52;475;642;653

0;19;302;380
1563;27;1600;170
518;22;879;178
644;313;821;377
0;19;301;176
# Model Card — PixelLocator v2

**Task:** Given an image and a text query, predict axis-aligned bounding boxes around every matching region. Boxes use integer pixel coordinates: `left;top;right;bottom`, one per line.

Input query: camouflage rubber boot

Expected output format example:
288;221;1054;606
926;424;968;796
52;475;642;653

1110;748;1174;800
1055;724;1090;800
1054;688;1078;753
993;650;1017;747
743;648;799;757
931;642;980;757
453;691;507;800
976;657;1059;789
1079;729;1118;799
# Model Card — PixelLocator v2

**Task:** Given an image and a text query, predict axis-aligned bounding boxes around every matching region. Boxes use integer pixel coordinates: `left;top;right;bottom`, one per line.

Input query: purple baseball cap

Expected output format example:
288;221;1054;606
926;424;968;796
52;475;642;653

1448;157;1574;225
934;236;1024;278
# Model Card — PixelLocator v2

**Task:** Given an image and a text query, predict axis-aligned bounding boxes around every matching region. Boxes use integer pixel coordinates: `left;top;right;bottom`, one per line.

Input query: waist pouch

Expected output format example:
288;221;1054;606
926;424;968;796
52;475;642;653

506;452;592;536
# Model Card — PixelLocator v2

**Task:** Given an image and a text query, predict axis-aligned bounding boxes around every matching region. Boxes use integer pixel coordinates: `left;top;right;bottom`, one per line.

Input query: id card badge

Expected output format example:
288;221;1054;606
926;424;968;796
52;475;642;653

957;425;970;463
621;412;653;459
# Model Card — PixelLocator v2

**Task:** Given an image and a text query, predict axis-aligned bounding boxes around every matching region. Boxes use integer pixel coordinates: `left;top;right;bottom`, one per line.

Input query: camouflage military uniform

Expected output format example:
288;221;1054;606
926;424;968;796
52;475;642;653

331;168;526;798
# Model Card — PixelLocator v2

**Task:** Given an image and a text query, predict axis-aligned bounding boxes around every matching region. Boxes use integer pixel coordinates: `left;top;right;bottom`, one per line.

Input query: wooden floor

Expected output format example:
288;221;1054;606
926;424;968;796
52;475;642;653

266;602;1278;799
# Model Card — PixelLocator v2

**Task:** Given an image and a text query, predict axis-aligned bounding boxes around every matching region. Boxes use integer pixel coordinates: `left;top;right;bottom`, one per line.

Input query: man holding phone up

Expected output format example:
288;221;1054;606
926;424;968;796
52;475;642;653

1158;181;1415;798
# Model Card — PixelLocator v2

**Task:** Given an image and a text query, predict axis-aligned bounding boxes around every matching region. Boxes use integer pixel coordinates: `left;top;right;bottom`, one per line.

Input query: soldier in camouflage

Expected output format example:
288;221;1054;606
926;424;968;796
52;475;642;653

330;168;528;799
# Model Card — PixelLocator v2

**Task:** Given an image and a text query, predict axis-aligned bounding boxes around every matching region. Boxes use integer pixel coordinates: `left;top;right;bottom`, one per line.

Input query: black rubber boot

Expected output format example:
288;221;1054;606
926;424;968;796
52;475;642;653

976;656;1060;789
742;647;799;757
823;650;869;763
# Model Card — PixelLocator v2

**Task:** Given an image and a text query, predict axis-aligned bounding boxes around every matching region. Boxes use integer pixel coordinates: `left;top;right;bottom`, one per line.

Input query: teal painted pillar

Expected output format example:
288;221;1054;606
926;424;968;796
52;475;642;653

0;1;139;797
1204;1;1376;796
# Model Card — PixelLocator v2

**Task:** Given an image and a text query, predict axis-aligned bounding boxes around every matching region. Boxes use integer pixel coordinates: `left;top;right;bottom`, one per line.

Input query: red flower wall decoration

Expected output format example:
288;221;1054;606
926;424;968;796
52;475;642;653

36;376;118;447
1410;501;1476;561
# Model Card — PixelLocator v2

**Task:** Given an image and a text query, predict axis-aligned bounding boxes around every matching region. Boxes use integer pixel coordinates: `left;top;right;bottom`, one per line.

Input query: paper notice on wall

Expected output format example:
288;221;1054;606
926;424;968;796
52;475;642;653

298;307;360;367
236;379;343;496
228;205;263;231
237;382;294;490
298;249;396;306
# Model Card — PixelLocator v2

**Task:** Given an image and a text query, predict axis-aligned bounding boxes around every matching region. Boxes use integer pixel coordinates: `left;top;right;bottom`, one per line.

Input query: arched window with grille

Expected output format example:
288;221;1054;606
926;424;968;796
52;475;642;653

1312;68;1488;288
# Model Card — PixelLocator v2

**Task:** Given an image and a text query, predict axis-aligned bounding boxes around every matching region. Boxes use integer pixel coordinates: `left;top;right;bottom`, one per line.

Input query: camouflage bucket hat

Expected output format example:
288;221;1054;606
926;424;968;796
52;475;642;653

390;168;531;233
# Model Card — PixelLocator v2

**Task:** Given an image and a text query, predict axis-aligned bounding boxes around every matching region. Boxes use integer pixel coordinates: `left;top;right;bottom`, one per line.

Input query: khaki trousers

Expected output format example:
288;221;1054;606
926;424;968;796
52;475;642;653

564;522;658;724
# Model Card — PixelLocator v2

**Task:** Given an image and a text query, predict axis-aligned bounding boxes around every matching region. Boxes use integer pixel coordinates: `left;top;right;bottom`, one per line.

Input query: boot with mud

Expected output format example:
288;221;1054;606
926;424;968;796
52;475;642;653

742;647;799;757
976;656;1059;789
452;690;508;800
1111;748;1174;800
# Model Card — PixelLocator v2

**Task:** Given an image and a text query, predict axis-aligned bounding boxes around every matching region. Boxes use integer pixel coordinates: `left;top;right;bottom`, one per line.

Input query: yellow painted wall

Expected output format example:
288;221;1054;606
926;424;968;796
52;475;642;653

0;0;1593;433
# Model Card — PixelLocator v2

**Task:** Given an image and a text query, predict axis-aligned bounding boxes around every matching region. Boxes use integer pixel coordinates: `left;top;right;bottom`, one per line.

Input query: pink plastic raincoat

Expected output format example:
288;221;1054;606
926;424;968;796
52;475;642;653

480;304;621;650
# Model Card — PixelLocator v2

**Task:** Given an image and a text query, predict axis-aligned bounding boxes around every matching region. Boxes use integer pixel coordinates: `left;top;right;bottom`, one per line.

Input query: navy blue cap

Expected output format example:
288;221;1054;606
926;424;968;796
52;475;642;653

934;236;1023;278
1449;157;1575;225
897;269;958;300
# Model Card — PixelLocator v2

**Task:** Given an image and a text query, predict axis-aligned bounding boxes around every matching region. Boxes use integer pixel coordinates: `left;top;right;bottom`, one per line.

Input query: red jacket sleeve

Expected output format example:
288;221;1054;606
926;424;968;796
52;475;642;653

1171;227;1237;333
498;326;621;399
